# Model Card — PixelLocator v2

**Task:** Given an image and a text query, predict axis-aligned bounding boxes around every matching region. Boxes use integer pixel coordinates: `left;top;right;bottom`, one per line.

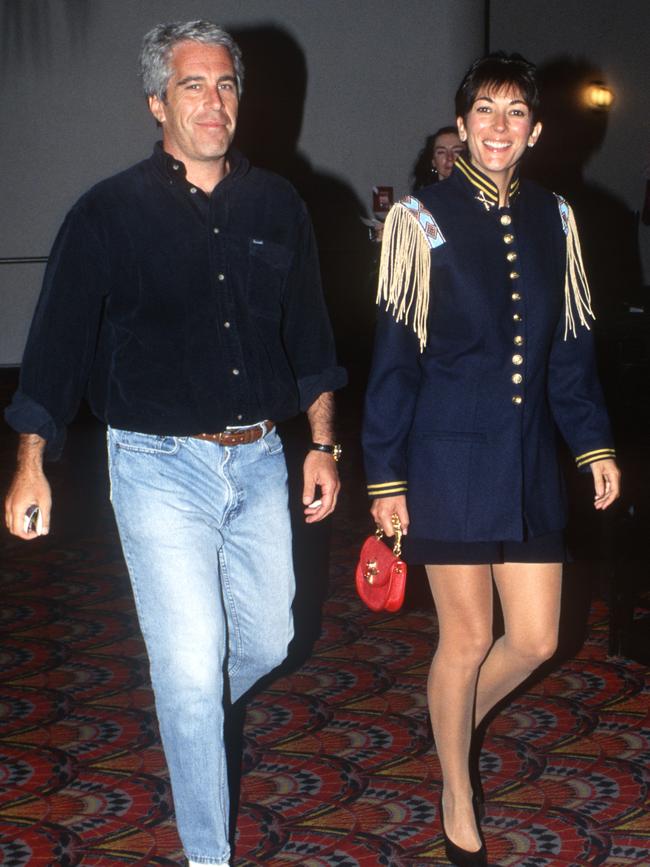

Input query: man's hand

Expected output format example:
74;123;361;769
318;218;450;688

591;458;621;510
302;450;340;523
4;434;51;539
371;495;409;537
304;391;340;523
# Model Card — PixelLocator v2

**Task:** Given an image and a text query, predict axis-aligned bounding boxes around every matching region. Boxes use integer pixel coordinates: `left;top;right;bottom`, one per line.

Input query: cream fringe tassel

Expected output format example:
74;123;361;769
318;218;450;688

377;198;593;347
564;203;595;339
376;203;430;352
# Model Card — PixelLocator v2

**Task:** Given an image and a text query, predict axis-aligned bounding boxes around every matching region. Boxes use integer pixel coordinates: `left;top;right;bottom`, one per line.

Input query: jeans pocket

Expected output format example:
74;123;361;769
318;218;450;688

262;428;284;456
109;427;180;455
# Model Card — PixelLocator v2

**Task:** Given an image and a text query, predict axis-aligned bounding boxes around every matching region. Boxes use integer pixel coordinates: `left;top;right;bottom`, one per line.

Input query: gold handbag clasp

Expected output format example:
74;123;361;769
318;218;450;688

370;513;403;564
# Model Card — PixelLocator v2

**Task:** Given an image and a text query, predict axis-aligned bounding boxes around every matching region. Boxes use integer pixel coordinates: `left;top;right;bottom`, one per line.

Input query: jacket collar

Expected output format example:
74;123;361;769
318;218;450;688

453;154;520;210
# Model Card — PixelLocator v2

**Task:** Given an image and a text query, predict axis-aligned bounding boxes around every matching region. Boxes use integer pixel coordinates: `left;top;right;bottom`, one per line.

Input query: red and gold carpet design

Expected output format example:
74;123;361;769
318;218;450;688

1;505;649;865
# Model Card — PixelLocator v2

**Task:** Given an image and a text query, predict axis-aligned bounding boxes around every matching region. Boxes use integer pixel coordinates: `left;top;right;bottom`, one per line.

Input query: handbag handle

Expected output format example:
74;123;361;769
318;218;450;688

375;513;403;558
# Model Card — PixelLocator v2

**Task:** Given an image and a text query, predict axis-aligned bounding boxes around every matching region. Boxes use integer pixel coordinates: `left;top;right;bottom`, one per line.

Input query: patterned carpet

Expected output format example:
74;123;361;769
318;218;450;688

0;420;649;866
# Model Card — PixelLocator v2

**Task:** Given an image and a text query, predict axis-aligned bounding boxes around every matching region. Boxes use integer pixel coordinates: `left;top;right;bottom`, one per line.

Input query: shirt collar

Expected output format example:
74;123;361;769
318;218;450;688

453;154;520;210
152;141;249;189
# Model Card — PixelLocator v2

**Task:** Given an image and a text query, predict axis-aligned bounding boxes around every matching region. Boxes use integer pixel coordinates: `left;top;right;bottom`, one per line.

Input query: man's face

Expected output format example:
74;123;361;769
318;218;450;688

148;41;239;169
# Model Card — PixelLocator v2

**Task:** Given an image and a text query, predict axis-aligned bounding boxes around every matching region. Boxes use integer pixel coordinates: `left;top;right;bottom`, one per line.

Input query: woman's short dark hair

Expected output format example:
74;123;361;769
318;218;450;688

455;52;539;120
411;126;459;192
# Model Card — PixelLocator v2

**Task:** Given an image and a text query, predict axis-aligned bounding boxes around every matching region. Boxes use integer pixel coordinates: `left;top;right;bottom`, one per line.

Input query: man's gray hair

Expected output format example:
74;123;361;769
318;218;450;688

140;20;244;100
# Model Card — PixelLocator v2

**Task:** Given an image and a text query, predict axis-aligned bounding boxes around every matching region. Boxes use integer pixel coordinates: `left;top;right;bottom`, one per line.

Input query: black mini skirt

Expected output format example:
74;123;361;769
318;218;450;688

403;530;567;565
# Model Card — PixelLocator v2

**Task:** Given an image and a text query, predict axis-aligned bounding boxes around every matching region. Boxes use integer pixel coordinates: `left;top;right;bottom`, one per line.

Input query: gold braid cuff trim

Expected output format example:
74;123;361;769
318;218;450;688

376;198;445;353
556;195;596;339
367;480;408;497
575;448;616;469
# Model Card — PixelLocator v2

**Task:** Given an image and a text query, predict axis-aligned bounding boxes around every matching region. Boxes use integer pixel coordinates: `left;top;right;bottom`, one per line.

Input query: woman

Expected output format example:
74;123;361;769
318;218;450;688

412;126;466;191
362;53;620;867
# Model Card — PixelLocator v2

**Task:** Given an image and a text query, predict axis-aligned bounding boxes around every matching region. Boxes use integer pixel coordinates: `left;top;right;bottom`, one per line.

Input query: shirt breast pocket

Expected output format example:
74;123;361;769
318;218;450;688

247;238;292;321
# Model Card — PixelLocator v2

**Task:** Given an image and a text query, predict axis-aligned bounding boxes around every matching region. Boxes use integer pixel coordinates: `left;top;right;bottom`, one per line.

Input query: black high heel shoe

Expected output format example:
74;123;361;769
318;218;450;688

469;719;488;820
439;796;487;867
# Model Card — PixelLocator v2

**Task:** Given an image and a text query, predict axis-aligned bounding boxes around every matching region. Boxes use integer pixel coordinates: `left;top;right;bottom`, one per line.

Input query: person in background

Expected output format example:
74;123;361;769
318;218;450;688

412;125;466;191
363;53;619;866
4;20;346;867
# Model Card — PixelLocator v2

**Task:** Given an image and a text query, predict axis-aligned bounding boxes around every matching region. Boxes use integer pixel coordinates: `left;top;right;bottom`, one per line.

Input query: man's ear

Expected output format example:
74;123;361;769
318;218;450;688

148;94;166;125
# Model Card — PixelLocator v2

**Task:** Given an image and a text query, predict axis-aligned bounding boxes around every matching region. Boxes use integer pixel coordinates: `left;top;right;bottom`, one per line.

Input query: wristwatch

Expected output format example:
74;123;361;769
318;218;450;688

310;442;342;462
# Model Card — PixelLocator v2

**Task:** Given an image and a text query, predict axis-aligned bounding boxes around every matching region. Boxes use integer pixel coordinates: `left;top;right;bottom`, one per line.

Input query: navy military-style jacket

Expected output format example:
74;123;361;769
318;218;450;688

362;157;615;543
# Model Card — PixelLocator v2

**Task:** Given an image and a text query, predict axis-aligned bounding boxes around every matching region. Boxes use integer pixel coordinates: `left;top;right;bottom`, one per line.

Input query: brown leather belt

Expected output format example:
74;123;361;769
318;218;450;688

191;420;274;446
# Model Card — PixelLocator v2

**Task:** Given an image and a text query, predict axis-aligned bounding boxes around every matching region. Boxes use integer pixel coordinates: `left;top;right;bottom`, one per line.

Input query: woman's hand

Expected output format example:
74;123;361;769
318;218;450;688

591;458;621;510
371;495;409;537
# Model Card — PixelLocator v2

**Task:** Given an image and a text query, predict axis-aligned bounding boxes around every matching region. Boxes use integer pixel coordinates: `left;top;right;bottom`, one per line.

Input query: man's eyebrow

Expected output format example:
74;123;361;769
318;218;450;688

175;73;237;87
176;74;206;86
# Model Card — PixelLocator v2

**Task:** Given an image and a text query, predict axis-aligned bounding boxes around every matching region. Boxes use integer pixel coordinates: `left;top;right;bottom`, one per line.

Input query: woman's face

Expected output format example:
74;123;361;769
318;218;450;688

431;131;465;180
456;85;542;187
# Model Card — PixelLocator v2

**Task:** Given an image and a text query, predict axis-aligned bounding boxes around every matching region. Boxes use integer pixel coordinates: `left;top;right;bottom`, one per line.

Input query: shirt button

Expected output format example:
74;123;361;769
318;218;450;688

512;354;523;365
213;227;220;234
509;271;520;280
513;313;522;322
503;233;514;244
512;373;523;384
217;273;225;281
237;414;243;421
512;395;523;405
512;292;521;301
172;163;180;171
507;251;518;262
514;335;524;346
500;214;512;226
224;321;231;328
189;186;197;194
232;368;240;376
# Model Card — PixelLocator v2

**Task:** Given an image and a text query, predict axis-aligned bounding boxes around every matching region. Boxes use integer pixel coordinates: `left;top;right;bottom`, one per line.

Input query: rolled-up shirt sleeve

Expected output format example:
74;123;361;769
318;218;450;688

4;201;109;458
281;204;347;409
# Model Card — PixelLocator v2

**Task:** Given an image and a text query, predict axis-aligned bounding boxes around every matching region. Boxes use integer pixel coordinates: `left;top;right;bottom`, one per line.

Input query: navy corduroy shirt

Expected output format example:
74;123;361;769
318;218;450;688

6;144;346;457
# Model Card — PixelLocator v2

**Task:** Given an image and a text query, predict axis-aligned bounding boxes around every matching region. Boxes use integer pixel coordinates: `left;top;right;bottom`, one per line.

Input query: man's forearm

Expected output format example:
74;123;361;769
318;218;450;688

16;433;47;473
306;391;335;444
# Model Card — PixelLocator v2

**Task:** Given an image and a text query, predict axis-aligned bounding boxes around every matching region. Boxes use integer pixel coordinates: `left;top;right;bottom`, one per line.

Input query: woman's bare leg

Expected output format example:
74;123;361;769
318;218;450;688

474;562;562;726
426;564;493;852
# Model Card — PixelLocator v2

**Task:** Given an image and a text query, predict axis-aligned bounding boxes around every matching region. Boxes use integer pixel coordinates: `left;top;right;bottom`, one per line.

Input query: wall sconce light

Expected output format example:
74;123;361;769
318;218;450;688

585;82;615;110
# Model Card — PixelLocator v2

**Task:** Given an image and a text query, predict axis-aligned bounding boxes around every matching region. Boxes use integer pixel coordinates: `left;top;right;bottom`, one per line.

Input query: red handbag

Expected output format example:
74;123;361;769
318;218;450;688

355;515;407;612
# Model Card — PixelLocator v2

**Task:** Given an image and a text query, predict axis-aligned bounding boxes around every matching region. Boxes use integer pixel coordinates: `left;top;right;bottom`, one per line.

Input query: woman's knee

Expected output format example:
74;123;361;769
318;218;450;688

437;628;493;669
508;632;558;668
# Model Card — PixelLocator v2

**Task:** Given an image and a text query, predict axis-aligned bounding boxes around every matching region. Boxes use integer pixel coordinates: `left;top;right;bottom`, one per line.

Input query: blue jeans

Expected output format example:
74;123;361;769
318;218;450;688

107;426;295;865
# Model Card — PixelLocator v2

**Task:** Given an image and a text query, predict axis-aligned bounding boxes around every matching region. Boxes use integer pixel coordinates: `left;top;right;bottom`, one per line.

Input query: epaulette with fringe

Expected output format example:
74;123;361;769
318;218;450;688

555;194;595;339
376;196;445;352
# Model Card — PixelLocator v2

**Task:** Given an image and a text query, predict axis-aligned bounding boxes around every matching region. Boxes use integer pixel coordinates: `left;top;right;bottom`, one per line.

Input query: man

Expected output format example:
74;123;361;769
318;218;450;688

4;20;346;867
